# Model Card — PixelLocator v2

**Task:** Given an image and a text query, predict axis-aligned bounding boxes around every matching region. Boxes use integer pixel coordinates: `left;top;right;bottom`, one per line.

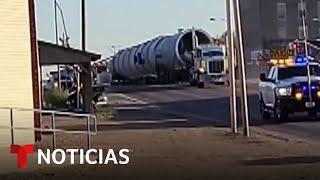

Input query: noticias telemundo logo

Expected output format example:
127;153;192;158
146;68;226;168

10;144;130;169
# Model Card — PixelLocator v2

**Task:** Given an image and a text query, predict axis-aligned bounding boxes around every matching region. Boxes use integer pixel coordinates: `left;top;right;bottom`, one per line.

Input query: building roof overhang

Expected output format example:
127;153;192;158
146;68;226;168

38;41;101;65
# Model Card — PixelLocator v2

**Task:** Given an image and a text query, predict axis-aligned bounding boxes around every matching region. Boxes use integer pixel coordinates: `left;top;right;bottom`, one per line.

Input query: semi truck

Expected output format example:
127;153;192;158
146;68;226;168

189;45;227;88
110;28;229;88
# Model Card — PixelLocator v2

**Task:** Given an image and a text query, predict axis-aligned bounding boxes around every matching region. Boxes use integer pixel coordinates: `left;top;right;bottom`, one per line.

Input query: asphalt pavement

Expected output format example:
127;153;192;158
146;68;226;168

108;83;320;142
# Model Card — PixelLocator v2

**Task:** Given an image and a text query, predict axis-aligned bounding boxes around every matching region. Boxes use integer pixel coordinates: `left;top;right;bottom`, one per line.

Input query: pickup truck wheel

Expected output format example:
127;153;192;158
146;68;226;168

225;80;230;86
274;102;288;122
260;100;271;120
308;110;317;117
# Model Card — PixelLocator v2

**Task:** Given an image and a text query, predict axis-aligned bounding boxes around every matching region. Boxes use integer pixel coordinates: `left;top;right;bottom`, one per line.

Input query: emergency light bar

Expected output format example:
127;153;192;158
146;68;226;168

270;58;294;66
270;54;314;67
295;54;309;65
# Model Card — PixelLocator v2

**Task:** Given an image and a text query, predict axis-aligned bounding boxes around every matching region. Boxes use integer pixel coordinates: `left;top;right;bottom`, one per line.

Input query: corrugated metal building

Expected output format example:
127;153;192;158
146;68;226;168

0;0;39;170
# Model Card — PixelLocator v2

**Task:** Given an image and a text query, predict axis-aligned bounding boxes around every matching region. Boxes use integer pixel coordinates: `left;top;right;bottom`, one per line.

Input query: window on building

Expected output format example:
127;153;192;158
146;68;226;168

298;1;307;19
277;3;287;20
278;26;287;39
299;26;308;39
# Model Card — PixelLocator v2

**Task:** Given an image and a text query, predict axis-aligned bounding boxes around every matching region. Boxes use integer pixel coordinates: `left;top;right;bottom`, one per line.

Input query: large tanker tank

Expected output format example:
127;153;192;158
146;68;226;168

111;28;212;80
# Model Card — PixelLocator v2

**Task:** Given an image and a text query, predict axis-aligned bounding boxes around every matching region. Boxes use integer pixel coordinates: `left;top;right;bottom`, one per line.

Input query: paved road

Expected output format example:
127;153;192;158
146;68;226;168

109;83;320;142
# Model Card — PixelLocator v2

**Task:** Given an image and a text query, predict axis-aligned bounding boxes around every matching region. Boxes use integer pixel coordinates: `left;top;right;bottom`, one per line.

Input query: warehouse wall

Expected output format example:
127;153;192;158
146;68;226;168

0;0;38;171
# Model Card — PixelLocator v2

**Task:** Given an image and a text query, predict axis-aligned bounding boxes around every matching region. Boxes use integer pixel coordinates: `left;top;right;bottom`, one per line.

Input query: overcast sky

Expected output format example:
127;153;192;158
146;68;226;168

35;0;226;58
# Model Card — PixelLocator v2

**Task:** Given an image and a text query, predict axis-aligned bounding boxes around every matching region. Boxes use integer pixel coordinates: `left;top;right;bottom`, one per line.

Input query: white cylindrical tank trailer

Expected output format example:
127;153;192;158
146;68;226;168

111;28;213;80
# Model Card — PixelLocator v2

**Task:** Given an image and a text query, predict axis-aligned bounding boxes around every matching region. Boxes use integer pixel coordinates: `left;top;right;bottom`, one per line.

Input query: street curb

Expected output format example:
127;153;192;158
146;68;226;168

250;127;313;144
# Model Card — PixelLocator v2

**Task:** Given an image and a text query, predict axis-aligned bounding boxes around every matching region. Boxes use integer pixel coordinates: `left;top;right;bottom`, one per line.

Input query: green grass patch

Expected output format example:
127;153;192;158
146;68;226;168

95;108;117;121
44;88;68;109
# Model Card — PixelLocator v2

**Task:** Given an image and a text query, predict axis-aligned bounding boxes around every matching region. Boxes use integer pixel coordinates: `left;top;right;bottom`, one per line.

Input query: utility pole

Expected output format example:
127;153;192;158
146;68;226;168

54;0;58;45
234;0;250;137
226;0;237;134
77;0;87;110
54;0;61;89
82;0;87;52
55;2;70;47
300;0;313;105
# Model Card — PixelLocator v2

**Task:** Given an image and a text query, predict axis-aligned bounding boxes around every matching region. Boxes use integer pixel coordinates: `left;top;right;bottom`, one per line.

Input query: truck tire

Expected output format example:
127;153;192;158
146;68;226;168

214;82;225;85
274;102;288;122
197;82;205;88
225;80;230;86
308;110;317;118
260;100;271;120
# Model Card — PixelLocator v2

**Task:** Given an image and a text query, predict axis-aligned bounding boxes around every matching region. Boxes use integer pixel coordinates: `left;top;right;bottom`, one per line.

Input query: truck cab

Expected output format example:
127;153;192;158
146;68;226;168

189;45;227;88
259;57;320;121
201;45;227;84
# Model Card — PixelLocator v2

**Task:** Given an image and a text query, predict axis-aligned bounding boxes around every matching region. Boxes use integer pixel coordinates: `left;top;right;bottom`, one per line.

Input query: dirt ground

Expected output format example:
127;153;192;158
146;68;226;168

1;126;320;180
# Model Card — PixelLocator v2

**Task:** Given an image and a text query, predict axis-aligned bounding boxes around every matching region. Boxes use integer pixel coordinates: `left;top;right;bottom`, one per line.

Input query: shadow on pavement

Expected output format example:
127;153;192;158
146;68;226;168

97;92;320;131
109;84;188;94
243;156;320;166
97;121;218;131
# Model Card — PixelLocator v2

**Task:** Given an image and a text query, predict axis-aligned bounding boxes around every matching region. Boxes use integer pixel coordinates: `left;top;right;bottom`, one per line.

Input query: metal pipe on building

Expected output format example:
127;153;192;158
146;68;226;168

111;28;213;79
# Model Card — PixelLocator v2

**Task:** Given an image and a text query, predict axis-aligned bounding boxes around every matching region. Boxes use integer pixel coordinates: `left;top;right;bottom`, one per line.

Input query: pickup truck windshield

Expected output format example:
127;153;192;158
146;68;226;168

278;65;320;80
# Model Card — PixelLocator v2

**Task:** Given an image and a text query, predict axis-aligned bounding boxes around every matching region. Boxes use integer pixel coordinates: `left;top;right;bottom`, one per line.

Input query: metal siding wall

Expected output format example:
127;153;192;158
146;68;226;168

0;0;35;171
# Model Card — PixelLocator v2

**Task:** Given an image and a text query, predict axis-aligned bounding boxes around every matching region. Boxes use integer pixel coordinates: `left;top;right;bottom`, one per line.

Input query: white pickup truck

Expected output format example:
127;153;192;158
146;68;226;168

259;59;320;121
